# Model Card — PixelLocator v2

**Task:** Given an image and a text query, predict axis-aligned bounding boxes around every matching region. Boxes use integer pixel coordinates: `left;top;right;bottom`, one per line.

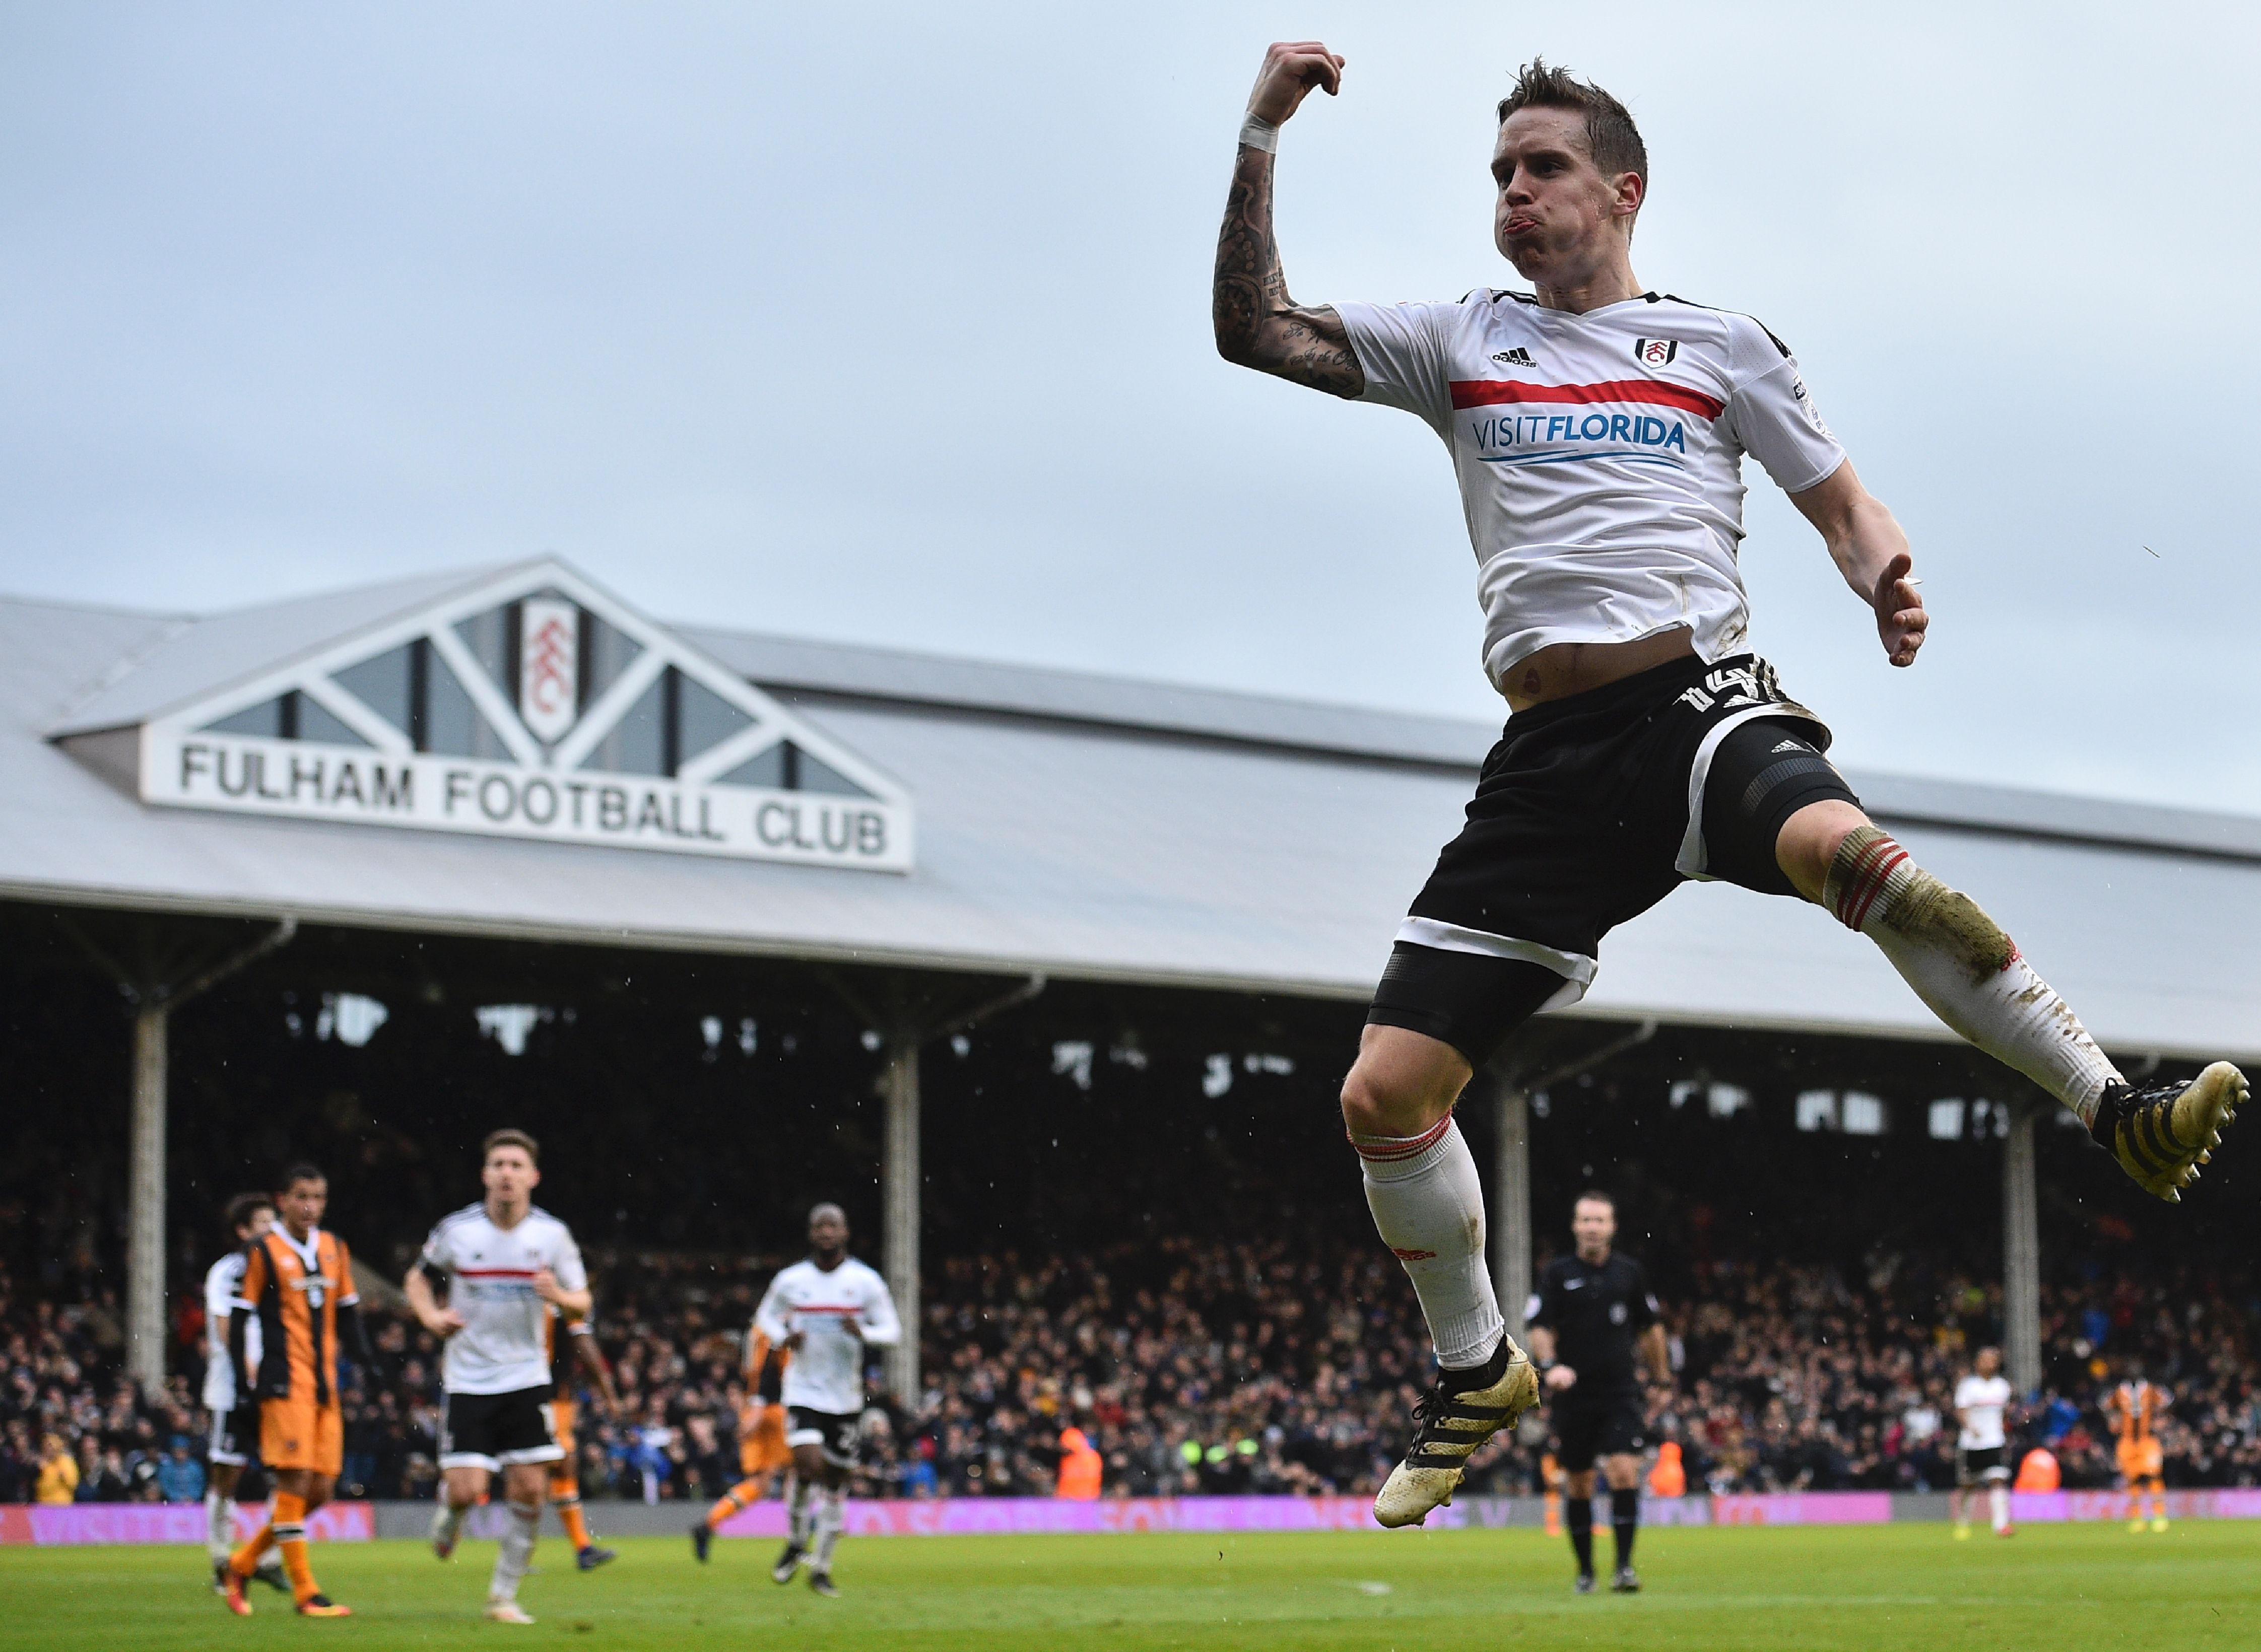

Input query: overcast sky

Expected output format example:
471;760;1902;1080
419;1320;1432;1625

3;3;2256;809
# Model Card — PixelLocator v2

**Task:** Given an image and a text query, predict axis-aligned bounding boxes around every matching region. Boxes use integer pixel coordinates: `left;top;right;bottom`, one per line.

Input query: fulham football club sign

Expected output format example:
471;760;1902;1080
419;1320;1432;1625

86;560;914;872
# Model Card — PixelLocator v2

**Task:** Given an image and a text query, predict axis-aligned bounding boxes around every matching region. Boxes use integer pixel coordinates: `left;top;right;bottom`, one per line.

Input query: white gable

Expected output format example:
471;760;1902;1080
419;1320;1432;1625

65;561;912;872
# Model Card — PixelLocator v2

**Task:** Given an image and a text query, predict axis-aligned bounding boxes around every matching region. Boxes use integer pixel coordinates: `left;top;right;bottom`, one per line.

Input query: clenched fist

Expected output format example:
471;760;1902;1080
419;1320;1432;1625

1246;41;1346;127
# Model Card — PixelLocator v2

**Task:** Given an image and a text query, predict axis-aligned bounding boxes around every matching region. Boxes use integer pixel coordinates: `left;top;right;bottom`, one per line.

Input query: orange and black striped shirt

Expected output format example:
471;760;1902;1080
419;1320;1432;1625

237;1227;359;1407
746;1327;788;1403
2109;1381;2163;1443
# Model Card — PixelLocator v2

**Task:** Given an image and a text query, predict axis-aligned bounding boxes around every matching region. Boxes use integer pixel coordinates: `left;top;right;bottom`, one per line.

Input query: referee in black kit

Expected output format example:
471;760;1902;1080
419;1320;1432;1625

1526;1191;1671;1593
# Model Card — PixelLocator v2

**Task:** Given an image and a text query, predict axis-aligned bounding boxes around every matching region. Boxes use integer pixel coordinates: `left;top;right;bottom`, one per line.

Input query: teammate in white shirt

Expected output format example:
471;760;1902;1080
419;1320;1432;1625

1215;45;2247;1532
752;1203;900;1597
200;1193;287;1597
405;1129;592;1625
1951;1347;2017;1538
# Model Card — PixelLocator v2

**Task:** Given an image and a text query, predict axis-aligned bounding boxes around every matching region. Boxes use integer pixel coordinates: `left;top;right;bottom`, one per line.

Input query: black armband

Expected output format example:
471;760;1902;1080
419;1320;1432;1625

337;1300;375;1365
227;1308;252;1396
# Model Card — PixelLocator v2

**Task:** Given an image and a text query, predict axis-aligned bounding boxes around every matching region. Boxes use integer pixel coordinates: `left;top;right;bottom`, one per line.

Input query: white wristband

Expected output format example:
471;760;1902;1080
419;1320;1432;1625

1237;113;1279;154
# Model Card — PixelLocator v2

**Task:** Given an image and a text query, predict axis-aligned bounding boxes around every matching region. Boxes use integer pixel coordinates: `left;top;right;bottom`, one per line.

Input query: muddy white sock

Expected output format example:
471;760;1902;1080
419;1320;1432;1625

1356;1117;1503;1369
488;1501;539;1603
433;1497;470;1547
1989;1484;2010;1532
1825;828;2121;1123
812;1486;845;1572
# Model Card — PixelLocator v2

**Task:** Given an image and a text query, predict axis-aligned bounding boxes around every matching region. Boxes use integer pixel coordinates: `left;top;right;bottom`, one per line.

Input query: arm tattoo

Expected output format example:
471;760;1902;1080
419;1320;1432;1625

1212;146;1363;397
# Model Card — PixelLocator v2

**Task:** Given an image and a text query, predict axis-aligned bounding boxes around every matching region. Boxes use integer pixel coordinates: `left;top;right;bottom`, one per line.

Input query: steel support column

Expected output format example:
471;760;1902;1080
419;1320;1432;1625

1486;1020;1654;1349
62;913;296;1398
127;1004;169;1392
822;969;1041;1411
1493;1082;1533;1342
880;1036;922;1408
2003;1098;2043;1394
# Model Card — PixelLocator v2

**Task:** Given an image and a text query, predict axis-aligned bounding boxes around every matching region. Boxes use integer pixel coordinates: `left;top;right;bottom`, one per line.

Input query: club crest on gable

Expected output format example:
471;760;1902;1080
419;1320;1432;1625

518;596;579;743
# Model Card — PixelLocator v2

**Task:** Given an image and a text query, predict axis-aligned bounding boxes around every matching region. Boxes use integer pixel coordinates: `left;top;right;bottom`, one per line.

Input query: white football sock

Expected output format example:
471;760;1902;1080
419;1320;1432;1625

488;1501;540;1603
1356;1117;1503;1369
812;1486;845;1572
432;1497;470;1546
205;1490;233;1561
787;1477;815;1546
1826;828;2121;1123
1989;1484;2010;1532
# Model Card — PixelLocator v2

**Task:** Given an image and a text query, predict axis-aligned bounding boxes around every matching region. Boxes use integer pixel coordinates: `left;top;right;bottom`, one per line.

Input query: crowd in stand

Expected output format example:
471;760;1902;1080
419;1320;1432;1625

1654;1255;2261;1494
5;1239;2259;1503
0;1274;209;1506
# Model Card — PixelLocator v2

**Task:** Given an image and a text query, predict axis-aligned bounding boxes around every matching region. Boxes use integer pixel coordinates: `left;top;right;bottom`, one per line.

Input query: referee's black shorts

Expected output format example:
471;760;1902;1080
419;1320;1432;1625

1368;653;1859;1069
1554;1392;1649;1473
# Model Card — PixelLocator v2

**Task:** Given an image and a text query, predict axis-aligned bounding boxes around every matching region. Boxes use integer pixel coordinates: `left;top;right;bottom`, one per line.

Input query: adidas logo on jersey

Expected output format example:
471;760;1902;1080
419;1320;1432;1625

1491;347;1536;367
1772;739;1804;754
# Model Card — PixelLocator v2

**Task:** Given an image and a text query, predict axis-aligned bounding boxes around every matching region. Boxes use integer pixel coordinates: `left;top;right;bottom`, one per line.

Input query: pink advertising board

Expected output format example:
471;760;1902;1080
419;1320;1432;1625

0;1500;373;1546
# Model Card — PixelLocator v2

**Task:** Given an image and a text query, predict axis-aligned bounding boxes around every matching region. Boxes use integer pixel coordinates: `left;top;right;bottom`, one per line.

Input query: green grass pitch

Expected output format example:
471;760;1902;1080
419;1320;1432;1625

3;1524;2256;1651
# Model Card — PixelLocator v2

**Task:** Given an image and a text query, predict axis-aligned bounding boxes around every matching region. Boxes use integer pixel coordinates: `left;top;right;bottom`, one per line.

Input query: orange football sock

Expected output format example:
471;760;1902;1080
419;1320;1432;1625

264;1492;319;1603
707;1480;761;1529
557;1495;591;1551
280;1534;318;1604
228;1525;277;1577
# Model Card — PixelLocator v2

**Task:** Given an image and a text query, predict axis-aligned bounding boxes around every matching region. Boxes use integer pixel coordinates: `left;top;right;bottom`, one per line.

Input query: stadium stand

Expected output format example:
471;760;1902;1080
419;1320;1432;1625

6;1242;2258;1503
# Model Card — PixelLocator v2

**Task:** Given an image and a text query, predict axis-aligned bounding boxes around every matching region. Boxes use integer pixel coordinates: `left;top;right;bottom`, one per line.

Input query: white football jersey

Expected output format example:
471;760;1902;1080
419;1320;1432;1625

418;1203;587;1396
201;1251;262;1412
1955;1373;2013;1449
1336;290;1845;692
753;1256;900;1417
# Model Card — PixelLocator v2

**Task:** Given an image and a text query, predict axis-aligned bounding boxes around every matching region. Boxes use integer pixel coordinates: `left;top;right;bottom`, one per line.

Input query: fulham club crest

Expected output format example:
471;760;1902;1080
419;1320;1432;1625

518;596;579;743
1634;337;1679;367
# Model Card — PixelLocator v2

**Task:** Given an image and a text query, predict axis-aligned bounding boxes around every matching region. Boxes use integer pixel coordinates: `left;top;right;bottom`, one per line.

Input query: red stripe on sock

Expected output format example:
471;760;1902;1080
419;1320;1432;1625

1845;846;1908;932
1827;838;1890;926
1350;1115;1453;1161
1829;835;1900;928
1832;835;1906;931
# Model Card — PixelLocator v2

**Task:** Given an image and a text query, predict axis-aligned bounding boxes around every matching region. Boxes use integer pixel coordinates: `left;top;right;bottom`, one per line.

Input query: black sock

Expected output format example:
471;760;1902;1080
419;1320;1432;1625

1439;1335;1509;1393
1565;1496;1594;1575
1611;1487;1639;1570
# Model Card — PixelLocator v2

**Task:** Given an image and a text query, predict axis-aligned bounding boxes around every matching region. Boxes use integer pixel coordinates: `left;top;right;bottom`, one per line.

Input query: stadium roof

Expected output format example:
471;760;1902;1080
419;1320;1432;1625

8;561;2258;1062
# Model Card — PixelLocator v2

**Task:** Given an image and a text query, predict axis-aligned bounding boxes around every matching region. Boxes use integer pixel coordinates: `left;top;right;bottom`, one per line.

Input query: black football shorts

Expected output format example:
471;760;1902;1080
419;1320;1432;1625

1368;653;1858;1068
439;1385;563;1471
785;1407;862;1470
1956;1444;2009;1487
1555;1392;1650;1472
209;1404;262;1468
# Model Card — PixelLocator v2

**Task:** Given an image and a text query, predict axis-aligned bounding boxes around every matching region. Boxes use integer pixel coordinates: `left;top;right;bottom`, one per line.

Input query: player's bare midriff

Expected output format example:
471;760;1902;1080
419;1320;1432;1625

1500;627;1696;714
